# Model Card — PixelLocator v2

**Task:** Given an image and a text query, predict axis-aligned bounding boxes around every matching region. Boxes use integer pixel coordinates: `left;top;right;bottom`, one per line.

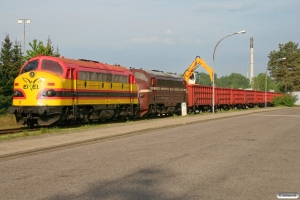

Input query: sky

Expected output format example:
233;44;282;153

1;0;299;78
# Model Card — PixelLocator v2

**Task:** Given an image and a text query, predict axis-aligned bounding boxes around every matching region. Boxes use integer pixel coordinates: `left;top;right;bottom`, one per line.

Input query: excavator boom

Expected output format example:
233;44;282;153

182;56;214;84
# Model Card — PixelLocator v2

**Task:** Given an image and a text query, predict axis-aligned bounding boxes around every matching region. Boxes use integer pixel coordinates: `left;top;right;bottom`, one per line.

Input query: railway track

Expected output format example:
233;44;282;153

0;127;26;135
0;114;175;136
0;119;132;136
0;127;42;135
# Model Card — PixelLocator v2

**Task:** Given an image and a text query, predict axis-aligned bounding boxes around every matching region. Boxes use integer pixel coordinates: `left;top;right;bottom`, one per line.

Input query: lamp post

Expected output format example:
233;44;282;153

212;30;246;113
18;19;31;54
264;57;286;107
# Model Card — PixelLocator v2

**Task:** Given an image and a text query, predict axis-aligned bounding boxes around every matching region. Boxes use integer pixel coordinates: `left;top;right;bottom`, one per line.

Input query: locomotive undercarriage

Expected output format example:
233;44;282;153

59;104;138;125
8;104;139;128
143;104;182;118
8;106;62;129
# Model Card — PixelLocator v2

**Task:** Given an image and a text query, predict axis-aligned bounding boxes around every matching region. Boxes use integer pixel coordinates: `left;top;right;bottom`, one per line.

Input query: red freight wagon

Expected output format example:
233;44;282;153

187;84;212;106
255;91;265;105
215;87;231;110
186;84;282;113
245;90;256;107
187;84;213;112
230;89;246;107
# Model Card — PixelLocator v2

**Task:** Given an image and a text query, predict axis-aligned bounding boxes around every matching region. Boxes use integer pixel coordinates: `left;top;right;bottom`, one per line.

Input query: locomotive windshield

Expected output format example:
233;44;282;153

134;71;148;82
20;60;39;74
41;60;63;75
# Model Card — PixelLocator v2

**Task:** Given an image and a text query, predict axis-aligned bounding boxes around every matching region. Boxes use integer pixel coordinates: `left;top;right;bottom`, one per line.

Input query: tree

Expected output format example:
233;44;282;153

216;73;250;89
195;72;212;86
9;40;23;91
216;75;229;88
22;37;60;62
268;41;300;93
251;73;279;92
0;35;60;114
0;35;22;114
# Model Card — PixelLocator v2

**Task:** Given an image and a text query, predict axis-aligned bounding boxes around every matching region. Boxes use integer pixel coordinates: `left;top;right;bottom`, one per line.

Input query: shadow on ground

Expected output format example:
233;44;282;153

43;167;186;200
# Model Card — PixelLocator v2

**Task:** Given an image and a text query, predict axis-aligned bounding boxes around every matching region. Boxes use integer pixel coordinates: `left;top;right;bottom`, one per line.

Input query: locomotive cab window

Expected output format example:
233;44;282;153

90;72;96;81
97;73;103;81
79;71;85;80
120;75;128;83
106;74;112;82
134;72;148;82
41;60;63;75
20;60;39;74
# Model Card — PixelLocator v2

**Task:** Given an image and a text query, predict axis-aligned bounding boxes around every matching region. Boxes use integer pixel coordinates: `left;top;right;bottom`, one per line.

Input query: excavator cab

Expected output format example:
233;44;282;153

189;73;196;84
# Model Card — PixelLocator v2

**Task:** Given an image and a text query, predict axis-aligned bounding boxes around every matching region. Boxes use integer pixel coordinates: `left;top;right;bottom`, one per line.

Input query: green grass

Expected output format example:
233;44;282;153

0;113;19;129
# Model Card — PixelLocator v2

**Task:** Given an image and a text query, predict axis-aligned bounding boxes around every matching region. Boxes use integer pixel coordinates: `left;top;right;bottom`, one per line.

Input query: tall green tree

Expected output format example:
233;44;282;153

216;73;250;89
0;35;22;114
195;72;212;86
9;40;23;90
23;37;60;62
268;41;300;93
251;73;279;92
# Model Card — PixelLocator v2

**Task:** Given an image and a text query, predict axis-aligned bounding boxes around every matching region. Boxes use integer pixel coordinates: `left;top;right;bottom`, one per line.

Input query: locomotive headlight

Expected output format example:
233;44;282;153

13;90;20;96
13;90;24;97
46;89;57;97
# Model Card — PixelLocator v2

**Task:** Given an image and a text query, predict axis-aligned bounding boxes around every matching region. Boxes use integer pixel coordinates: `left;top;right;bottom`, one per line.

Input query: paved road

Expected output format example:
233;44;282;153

0;108;299;199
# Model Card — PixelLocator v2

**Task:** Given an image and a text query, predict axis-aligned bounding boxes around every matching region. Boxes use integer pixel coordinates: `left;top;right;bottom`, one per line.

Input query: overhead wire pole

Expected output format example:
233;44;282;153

18;19;31;54
265;57;286;108
212;30;246;113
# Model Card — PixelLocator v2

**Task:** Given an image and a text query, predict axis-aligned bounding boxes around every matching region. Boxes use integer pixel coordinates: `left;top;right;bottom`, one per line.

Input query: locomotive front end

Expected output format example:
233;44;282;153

8;57;65;128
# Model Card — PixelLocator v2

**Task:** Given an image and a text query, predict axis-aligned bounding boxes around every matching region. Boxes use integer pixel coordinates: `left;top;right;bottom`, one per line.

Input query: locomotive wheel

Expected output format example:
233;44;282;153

75;119;83;125
64;120;71;126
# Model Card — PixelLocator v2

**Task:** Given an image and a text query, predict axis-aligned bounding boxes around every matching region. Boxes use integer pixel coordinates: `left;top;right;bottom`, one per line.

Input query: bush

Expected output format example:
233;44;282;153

271;94;296;107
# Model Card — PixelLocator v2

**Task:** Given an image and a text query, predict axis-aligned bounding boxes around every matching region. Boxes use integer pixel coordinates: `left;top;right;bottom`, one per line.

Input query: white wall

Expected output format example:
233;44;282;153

292;91;300;105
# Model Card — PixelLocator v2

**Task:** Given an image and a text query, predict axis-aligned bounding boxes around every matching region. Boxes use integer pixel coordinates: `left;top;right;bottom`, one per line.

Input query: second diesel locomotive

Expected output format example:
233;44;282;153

8;55;282;128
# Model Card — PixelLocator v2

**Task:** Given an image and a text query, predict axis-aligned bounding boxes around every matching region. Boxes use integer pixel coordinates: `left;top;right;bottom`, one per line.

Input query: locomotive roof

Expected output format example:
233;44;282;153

59;57;128;72
28;56;129;72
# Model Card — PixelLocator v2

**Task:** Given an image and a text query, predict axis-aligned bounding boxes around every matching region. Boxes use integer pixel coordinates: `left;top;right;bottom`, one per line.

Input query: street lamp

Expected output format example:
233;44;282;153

264;57;286;107
18;19;31;54
212;30;246;113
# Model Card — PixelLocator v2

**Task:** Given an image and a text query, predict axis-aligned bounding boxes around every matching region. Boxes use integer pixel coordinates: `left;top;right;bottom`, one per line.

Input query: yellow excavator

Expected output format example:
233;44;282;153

182;56;214;84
